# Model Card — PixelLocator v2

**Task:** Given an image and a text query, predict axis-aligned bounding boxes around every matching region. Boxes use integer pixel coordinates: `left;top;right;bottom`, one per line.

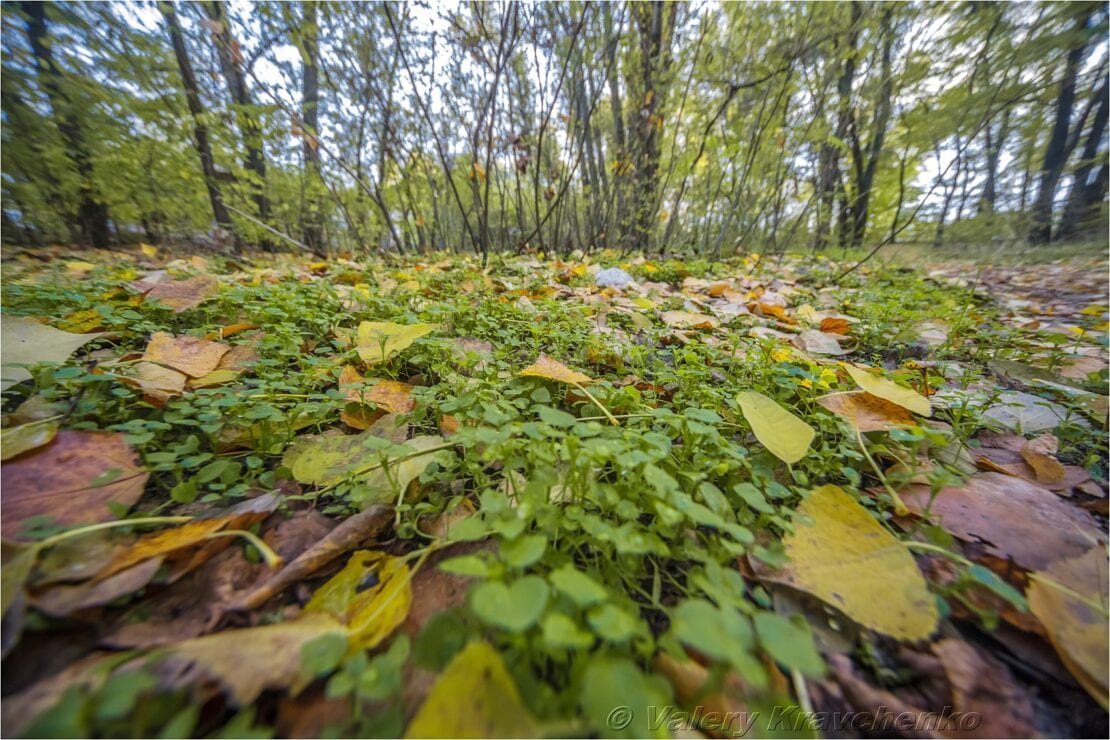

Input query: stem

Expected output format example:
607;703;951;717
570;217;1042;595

856;427;908;516
202;529;283;569
38;516;194;549
571;381;619;426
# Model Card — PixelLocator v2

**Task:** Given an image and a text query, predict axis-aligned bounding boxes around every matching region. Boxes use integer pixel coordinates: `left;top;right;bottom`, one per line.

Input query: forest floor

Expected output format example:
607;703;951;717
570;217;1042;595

0;242;1107;738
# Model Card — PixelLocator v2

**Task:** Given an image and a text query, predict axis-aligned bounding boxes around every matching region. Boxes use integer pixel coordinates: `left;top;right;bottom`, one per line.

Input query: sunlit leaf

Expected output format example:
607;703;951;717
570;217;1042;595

355;321;437;364
736;391;814;464
844;365;931;416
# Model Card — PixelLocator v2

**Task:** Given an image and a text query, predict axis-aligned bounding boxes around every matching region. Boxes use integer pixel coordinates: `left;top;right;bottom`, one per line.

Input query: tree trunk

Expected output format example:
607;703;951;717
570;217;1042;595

202;1;268;223
1028;7;1091;244
301;0;324;254
978;109;1010;214
848;3;894;248
1057;81;1109;240
627;0;678;252
162;1;235;243
22;1;111;247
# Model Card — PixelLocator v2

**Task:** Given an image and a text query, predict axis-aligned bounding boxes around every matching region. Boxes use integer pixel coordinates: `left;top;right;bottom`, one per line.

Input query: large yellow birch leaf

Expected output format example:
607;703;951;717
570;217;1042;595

518;353;593;385
782;485;938;641
355;321;437;364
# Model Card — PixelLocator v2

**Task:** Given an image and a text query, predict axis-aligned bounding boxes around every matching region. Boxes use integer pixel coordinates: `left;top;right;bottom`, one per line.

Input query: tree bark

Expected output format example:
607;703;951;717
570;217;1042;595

847;3;893;248
22;1;111;247
162;1;235;242
1028;7;1092;244
300;1;323;254
203;1;269;223
627;0;678;252
1057;80;1109;240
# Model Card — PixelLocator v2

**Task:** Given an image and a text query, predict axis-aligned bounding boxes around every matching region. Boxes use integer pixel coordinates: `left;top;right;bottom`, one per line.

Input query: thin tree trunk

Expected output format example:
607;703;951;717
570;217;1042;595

162;1;235;244
23;1;111;247
1029;7;1091;244
203;1;268;223
301;1;323;254
1058;81;1109;240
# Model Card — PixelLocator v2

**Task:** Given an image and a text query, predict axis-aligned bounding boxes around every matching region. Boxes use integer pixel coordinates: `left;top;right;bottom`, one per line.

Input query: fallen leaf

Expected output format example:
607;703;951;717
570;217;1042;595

31;557;164;617
518;354;593;385
355;321;437;364
139;243;158;258
1028;547;1109;708
819;317;851;335
931;638;1037;737
187;368;239;389
845;365;931;416
141;332;229;378
817;391;916;432
236;505;392;611
660;310;719;329
405;641;537;738
1;431;149;540
144;274;219;313
1;315;103;391
1057;354;1107;380
0;420;58;461
203;322;257;341
1020;434;1066;484
123;361;187;404
900;473;1104;571
778;484;938;641
158;613;347;705
216;343;259;372
981;390;1070;434
305;550;411;652
794;329;847;355
339;368;415;414
2;543;37;619
736;391;814;464
98;494;278;579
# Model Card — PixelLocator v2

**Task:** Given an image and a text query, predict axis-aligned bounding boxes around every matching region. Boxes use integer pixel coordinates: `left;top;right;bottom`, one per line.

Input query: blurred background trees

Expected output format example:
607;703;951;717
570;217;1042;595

2;1;1106;257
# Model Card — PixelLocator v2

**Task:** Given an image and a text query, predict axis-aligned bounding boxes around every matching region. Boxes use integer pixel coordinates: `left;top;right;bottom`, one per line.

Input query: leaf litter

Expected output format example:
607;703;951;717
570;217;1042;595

0;247;1106;737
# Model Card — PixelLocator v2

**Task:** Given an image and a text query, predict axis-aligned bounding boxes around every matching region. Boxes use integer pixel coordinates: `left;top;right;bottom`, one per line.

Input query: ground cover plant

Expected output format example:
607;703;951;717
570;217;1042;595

0;243;1106;738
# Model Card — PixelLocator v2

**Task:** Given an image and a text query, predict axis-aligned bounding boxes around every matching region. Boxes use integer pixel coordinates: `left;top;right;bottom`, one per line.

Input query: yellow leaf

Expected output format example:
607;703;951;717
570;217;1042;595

0;420;58;461
1028;547;1108;708
355;321;438;365
139;243;158;258
519;354;593;385
306;550;412;652
631;297;656;310
57;309;105;333
187;368;239;389
783;485;938;641
736;391;814;464
845;365;931;416
65;261;96;273
816;391;916;432
405;641;538;738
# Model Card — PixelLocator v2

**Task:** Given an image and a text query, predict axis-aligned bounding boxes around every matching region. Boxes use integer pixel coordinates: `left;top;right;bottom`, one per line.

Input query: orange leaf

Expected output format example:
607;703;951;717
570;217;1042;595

817;391;916;432
204;322;257;341
142;332;229;378
819;317;851;335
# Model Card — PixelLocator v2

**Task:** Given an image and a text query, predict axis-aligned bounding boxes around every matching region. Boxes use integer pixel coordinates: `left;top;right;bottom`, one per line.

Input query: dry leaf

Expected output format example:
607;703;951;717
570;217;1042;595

518;354;593;385
142;332;229;378
900;473;1104;571
305;550;411;652
124;361;187;404
1;316;103;391
660;310;719;329
819;317;851;335
144;274;219;313
0;420;58;461
845;365;931;416
1020;434;1066;484
1;431;149;540
817;391;916;432
355;321;437;364
1027;547;1109;708
794;329;847;355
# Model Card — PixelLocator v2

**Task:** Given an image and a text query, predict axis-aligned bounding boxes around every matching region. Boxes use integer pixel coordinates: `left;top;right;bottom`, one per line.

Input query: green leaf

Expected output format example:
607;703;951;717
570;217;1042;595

300;632;349;679
438;554;490;578
579;655;671;739
753;612;826;677
968;564;1029;613
537;406;577;427
670;599;766;689
500;534;547;568
586;603;640;641
541;612;594;649
470;576;549;632
549;565;608;607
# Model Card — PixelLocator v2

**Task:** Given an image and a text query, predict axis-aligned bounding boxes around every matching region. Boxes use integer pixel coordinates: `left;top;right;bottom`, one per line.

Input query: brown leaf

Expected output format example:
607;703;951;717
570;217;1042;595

142;332;229;378
1020;434;1066;484
30;557;164;617
817;391;916;432
900;473;1105;571
123;361;187;405
0;431;149;540
144;274;219;313
932;638;1037;737
217;343;260;372
234;504;392;611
